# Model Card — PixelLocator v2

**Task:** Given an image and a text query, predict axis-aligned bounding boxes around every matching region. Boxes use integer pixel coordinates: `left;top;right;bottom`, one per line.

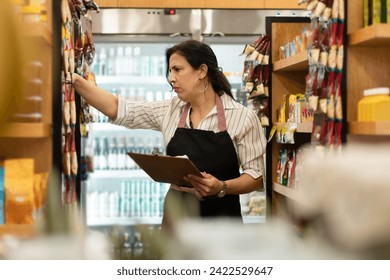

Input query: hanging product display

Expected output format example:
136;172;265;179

61;0;99;205
299;0;345;149
239;34;270;127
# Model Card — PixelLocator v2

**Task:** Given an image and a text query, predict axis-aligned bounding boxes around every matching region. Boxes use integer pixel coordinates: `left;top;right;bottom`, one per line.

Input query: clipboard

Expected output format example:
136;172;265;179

127;152;203;187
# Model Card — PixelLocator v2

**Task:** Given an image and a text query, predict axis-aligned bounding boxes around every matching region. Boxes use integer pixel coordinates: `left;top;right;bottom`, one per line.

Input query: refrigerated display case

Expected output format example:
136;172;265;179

81;8;310;232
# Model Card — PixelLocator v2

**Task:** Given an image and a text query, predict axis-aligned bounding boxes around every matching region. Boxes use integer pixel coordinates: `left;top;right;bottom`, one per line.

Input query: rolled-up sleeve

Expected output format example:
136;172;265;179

111;95;170;131
236;110;267;179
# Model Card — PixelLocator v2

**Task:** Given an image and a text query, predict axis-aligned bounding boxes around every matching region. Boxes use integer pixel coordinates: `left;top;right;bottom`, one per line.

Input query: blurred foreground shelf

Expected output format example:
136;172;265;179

348;121;390;136
0;123;52;138
0;224;35;238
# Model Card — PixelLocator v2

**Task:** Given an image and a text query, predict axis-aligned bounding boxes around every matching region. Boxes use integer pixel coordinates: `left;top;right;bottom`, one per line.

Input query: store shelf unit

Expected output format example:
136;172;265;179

0;224;35;238
347;3;390;139
0;1;62;238
265;16;311;220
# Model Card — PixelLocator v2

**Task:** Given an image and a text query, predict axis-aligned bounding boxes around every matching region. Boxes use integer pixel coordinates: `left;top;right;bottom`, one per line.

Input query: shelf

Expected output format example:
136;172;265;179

0;123;52;138
0;224;35;238
348;121;390;136
88;215;264;226
349;24;390;47
273;51;308;72
23;22;52;46
242;215;265;224
91;122;129;132
272;183;304;203
96;75;167;85
89;169;149;179
87;216;162;226
95;75;241;86
275;122;313;133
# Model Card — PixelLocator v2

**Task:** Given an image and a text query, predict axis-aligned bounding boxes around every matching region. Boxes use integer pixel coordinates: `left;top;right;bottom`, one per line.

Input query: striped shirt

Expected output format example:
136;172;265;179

112;92;267;179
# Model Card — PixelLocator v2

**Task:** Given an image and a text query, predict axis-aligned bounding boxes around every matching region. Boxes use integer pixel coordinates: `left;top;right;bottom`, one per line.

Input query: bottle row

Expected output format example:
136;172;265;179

87;180;169;219
90;135;165;171
105;225;161;260
93;46;165;77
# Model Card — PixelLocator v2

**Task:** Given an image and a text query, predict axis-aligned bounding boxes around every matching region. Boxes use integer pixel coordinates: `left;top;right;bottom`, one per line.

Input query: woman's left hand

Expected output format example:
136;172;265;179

169;184;204;200
184;172;223;197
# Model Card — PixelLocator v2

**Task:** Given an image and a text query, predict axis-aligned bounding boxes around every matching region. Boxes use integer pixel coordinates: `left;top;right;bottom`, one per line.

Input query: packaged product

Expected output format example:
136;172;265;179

4;159;35;224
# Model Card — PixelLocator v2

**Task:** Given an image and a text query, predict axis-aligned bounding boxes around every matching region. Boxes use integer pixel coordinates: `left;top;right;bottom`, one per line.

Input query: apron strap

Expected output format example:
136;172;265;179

178;103;191;128
215;94;227;132
177;94;227;132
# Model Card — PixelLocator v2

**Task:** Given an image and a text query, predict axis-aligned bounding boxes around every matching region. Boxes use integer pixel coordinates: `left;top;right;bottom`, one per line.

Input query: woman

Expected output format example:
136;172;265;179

72;40;266;229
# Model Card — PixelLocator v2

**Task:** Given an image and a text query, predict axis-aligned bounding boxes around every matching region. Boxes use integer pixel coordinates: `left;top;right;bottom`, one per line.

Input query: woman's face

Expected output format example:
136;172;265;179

168;52;200;102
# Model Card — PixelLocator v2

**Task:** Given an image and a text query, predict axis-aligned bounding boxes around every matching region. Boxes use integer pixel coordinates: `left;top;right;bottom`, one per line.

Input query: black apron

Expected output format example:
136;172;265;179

162;94;241;228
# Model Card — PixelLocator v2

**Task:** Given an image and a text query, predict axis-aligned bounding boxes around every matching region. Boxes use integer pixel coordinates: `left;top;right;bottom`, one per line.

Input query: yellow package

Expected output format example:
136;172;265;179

4;158;35;224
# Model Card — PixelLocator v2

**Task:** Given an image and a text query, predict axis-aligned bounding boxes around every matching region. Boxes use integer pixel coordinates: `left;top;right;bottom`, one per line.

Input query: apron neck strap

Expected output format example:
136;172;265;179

177;94;227;131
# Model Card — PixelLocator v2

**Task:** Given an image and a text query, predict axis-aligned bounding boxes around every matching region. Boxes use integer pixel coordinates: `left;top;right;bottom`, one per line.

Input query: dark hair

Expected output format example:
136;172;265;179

165;40;233;99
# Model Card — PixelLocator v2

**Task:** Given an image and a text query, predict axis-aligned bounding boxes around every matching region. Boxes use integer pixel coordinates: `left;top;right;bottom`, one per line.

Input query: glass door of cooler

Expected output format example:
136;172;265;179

83;41;174;229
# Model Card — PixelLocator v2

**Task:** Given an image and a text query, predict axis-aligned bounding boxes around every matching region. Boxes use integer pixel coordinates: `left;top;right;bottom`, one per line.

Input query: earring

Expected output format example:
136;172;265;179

194;77;209;93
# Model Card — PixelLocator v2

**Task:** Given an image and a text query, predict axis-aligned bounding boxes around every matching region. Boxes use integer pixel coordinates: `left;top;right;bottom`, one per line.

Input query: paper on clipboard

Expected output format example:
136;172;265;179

127;152;203;187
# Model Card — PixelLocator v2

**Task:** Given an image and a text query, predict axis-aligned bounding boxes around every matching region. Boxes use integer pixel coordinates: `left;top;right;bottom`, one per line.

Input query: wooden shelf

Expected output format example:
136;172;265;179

275;122;313;133
23;22;52;46
349;24;390;47
348;121;390;136
273;51;308;72
0;123;52;138
0;224;35;238
272;183;303;203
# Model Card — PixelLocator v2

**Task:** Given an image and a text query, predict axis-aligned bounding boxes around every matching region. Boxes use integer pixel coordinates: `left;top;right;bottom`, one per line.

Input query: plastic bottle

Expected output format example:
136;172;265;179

133;46;141;76
92;137;100;170
132;232;144;260
107;47;116;75
98;137;109;170
98;48;107;76
125;137;136;169
108;136;118;170
116;46;125;75
120;232;133;260
124;46;133;75
117;136;127;170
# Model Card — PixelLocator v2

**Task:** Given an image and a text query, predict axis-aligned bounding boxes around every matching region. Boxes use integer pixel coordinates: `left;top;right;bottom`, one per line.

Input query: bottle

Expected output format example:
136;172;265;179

120;232;133;260
98;47;107;76
133;46;141;76
107;136;118;170
157;55;165;77
107;47;116;75
116;46;125;75
146;91;154;102
144;136;153;154
117;136;127;170
124;46;133;75
120;181;131;217
109;191;120;218
141;54;150;76
125;137;136;169
98;137;109;170
136;137;145;155
132;232;144;260
92;53;100;75
155;91;163;101
154;135;164;155
92;137;100;170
